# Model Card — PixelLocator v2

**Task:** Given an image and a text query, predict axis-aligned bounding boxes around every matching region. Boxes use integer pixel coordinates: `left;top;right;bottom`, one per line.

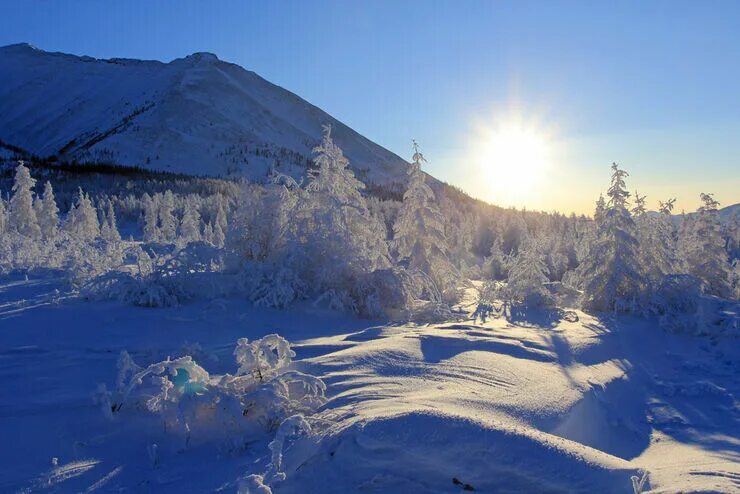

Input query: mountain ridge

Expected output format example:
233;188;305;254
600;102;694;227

0;43;411;187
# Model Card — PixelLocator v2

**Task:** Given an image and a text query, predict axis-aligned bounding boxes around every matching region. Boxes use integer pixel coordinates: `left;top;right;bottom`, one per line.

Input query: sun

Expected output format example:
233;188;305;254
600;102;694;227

469;116;554;208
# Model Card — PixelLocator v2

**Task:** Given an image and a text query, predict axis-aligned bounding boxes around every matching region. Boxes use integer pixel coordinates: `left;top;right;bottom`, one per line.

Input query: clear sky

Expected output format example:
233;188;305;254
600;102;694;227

1;0;738;214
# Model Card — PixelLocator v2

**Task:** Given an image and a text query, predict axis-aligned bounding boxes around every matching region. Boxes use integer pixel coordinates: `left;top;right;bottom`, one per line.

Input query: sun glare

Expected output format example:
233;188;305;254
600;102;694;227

470;116;554;208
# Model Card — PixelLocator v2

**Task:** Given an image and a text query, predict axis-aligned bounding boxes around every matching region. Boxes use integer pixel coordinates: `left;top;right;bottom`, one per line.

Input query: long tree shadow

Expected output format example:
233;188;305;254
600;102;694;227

545;313;740;463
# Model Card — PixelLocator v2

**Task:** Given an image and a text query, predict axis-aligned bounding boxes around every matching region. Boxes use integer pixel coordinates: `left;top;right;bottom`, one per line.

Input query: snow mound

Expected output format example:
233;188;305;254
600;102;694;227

275;411;640;493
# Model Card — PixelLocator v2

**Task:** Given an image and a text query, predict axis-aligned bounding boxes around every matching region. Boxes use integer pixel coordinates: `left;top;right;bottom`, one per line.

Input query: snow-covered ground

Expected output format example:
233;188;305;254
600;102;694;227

0;274;738;493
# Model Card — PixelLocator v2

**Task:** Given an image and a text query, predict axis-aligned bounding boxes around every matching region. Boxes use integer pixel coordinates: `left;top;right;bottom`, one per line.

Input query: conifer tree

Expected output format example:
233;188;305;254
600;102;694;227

38;181;59;240
179;201;202;244
158;191;177;242
506;235;551;306
680;193;732;297
594;194;606;225
142;193;160;242
393;140;456;292
64;188;100;241
297;125;389;275
9;161;41;239
580;163;645;311
100;200;121;242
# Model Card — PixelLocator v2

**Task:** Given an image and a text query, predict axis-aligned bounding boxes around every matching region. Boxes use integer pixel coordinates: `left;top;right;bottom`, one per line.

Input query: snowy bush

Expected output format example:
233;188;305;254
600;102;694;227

102;335;326;449
650;274;702;333
82;272;181;307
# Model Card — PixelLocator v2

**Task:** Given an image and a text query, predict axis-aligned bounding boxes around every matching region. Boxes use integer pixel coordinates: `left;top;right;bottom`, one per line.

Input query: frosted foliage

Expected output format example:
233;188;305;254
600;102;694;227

580;163;645;312
38;181;59;240
159;190;178;242
506;236;552;306
64;188;100;241
393;141;457;295
680;193;732;297
179;201;202;244
234;335;296;380
106;335;325;448
9;161;41;239
298;125;389;276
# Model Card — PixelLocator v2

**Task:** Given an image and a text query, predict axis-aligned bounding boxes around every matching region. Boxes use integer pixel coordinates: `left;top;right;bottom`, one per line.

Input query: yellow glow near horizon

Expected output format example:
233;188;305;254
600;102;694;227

468;113;555;209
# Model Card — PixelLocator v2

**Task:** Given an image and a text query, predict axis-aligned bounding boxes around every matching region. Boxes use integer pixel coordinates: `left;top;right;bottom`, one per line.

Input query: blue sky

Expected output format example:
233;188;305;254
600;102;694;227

1;0;738;213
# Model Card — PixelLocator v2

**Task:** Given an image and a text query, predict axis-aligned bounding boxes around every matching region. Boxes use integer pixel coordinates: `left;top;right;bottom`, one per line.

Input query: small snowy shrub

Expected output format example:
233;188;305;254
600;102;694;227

104;335;326;449
651;274;702;333
242;260;308;309
82;272;180;307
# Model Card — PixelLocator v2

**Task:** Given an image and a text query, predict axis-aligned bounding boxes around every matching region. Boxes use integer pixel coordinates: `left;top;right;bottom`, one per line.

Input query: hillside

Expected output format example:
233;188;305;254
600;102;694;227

0;43;409;186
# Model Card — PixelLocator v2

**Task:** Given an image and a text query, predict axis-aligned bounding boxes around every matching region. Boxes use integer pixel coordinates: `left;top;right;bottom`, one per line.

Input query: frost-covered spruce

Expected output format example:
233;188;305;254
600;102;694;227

506;235;552;306
179;200;202;244
38;181;59;241
680;193;732;297
594;194;606;226
63;187;100;241
297;125;389;281
580;163;645;312
142;193;160;242
393;140;457;294
100;199;121;243
158;190;178;242
0;198;7;235
9;161;41;240
636;196;677;287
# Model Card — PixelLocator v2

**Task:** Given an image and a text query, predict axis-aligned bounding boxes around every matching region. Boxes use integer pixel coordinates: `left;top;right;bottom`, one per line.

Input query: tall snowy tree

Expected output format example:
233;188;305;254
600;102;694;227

680;193;732;297
297;125;389;277
506;235;552;306
38;181;59;240
100;200;121;242
142;193;160;242
594;194;606;225
158;190;178;242
179;201;202;244
0;199;7;235
393;140;456;293
64;188;100;241
637;196;677;285
580;163;645;311
9;161;41;239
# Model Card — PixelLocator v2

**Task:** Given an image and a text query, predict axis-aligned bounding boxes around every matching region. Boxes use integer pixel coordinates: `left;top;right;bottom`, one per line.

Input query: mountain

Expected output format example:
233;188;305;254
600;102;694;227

0;43;409;186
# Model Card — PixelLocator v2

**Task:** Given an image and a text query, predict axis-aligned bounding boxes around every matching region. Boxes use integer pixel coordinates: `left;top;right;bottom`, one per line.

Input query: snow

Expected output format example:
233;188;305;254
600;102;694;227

0;43;410;186
1;274;737;493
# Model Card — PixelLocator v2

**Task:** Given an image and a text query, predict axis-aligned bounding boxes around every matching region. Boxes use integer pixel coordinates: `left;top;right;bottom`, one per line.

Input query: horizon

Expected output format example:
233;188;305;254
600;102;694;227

1;1;739;215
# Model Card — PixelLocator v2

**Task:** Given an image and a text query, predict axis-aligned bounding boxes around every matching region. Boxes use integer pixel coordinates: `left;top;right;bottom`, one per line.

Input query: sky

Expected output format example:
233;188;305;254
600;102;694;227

1;0;738;214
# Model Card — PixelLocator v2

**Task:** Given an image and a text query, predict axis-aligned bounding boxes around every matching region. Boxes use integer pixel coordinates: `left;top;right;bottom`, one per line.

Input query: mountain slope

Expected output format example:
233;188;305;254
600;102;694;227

0;43;409;185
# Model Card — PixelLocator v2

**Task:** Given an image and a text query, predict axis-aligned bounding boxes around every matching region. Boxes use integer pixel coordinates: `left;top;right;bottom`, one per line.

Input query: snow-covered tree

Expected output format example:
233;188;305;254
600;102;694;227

9;161;41;239
506;235;552;306
228;175;298;261
594;194;606;225
202;222;215;246
158;190;178;242
179;201;202;244
38;181;59;240
680;193;732;297
142;193;159;242
296;125;389;280
100;200;121;242
580;163;645;311
636;196;677;286
64;188;100;241
213;220;226;249
0;199;7;235
393;140;457;294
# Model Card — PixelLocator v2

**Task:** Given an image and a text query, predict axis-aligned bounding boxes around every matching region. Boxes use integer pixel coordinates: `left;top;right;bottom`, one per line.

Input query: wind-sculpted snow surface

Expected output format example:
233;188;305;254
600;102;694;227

0;276;738;493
